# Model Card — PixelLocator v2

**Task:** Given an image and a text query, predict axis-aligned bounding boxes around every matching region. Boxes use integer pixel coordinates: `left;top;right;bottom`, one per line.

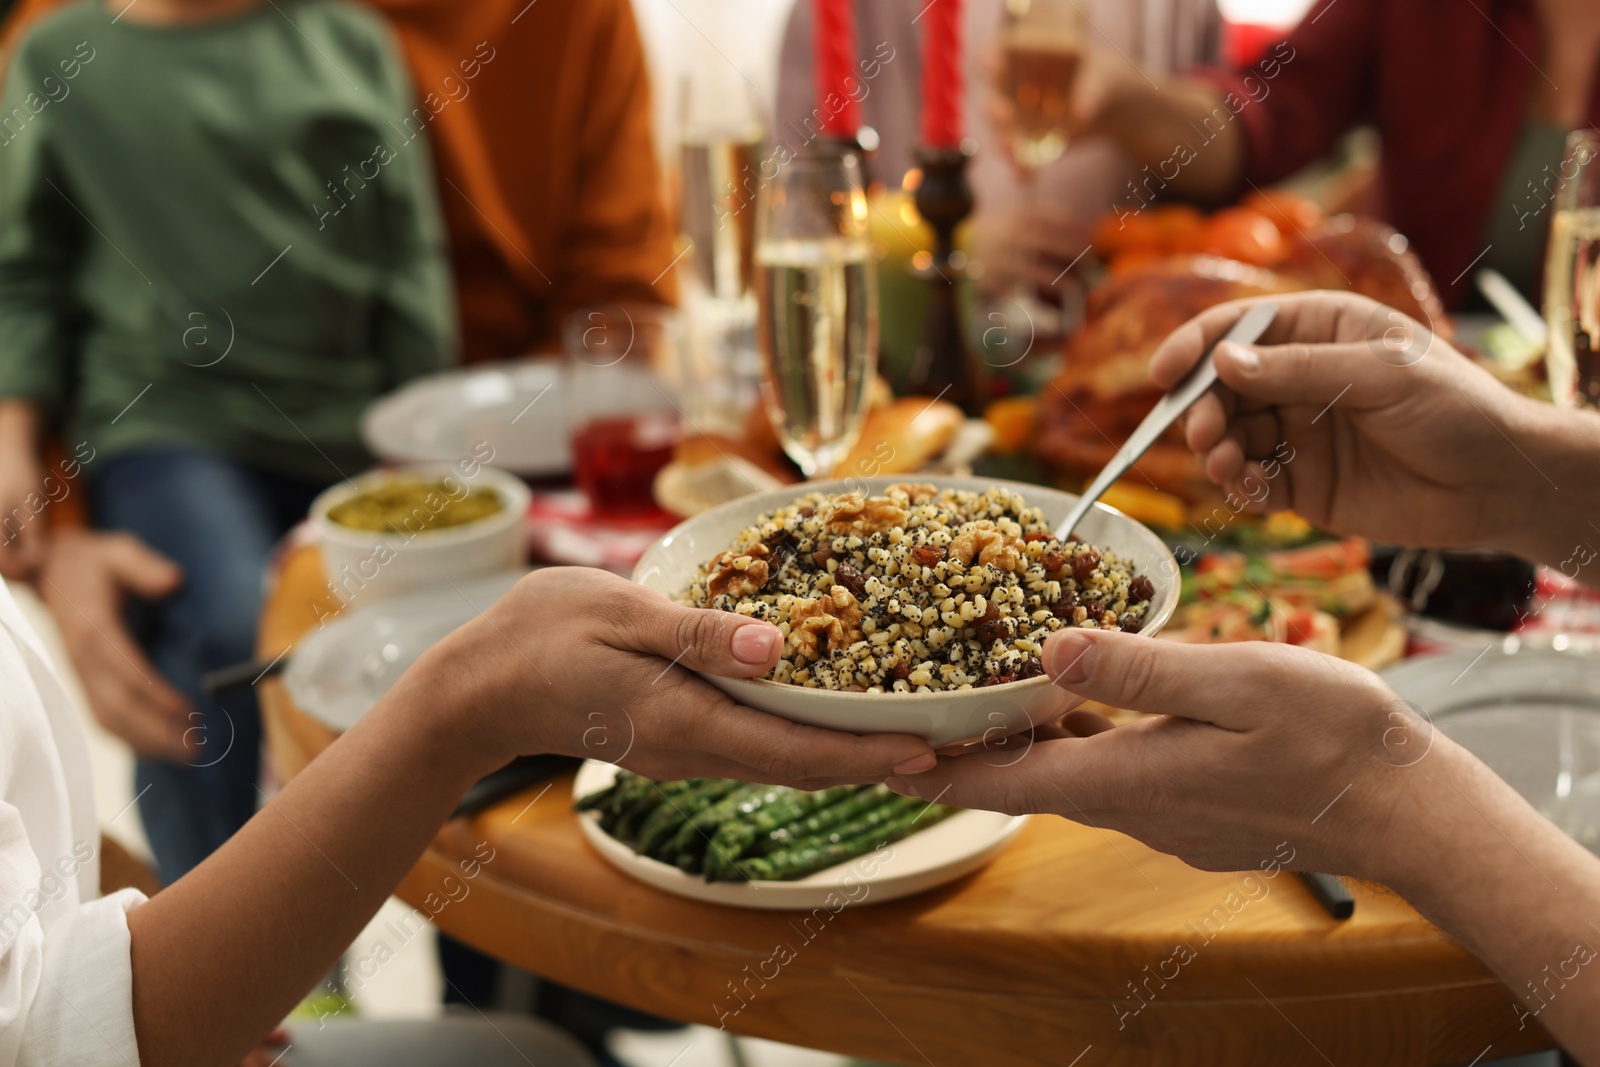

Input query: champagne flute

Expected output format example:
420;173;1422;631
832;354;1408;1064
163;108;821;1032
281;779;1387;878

755;147;879;479
1001;0;1085;171
1545;129;1600;409
677;69;764;304
993;0;1085;336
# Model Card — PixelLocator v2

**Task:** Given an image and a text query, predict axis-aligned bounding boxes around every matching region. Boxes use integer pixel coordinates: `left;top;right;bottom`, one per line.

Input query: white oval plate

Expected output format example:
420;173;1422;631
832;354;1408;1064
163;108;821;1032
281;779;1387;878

1384;645;1600;850
572;760;1028;910
284;569;528;732
363;360;570;477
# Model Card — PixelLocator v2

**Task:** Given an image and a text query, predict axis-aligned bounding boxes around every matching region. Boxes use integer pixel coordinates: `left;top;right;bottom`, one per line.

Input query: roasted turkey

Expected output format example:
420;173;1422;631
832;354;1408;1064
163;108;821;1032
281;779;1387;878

1036;216;1450;499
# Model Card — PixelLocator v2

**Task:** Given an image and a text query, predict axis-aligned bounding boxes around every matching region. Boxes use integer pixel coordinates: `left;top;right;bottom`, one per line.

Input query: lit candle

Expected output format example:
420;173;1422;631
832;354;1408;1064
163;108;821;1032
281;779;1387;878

919;0;964;149
812;0;860;138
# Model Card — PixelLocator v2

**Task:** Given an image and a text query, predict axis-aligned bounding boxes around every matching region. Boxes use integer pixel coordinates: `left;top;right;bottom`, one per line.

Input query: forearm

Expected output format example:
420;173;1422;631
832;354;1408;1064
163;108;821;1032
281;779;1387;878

126;655;498;1066
1379;741;1600;1059
1095;78;1243;204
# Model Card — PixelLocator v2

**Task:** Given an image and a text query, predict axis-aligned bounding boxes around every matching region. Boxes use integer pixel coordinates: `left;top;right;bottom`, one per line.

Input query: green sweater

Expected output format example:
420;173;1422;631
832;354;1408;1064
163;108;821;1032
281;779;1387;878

0;0;455;481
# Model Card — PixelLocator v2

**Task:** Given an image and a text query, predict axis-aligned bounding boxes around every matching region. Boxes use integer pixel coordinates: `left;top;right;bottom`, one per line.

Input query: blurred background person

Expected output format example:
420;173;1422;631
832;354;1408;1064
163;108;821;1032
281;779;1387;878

0;0;454;886
776;0;1222;319
4;0;679;364
1060;0;1600;308
0;0;682;1051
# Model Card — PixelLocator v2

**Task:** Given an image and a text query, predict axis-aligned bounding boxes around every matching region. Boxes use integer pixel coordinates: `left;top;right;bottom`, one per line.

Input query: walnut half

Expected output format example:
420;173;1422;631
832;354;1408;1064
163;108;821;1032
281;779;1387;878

888;482;939;505
706;543;772;600
948;521;1024;572
787;585;865;662
822;491;907;536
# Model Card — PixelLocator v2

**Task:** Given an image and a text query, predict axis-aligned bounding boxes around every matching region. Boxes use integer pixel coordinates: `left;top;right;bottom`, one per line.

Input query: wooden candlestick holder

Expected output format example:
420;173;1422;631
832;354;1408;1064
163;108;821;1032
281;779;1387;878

909;144;985;415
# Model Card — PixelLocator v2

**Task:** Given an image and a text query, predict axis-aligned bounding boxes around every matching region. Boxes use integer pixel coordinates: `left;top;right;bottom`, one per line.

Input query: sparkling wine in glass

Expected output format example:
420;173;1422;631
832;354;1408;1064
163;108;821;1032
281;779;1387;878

1002;0;1084;170
1545;130;1600;409
755;149;878;479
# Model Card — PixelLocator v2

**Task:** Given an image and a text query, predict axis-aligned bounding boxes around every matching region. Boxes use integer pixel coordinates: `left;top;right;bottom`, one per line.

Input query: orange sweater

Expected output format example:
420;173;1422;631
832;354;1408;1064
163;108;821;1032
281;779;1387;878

3;0;677;364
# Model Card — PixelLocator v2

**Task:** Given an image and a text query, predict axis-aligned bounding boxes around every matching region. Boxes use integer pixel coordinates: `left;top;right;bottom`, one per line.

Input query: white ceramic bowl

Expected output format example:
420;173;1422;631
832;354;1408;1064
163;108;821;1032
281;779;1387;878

632;475;1179;746
311;464;531;606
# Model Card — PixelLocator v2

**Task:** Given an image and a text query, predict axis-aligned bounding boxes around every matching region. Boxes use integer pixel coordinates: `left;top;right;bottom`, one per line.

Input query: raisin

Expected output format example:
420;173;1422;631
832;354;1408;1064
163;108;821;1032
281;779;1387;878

812;544;834;568
973;604;1010;645
1018;656;1045;679
1118;613;1144;634
764;528;797;564
1051;590;1078;618
798;506;816;518
1128;575;1154;602
1023;532;1051;543
1041;550;1067;574
834;561;867;599
889;662;911;681
976;671;1017;688
1072;549;1101;583
910;544;946;568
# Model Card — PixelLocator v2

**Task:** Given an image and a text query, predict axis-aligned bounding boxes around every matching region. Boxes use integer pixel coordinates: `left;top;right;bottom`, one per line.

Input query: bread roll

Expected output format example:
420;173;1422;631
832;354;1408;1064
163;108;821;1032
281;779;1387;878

836;398;964;478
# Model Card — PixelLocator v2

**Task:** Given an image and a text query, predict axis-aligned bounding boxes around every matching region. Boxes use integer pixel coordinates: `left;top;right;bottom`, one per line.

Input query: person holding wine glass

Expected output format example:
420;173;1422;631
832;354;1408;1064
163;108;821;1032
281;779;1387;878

1056;0;1600;313
774;0;1223;306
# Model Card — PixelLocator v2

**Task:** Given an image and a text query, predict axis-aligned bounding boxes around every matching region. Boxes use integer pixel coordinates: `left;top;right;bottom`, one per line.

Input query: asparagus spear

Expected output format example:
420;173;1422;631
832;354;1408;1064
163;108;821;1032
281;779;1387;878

574;773;630;812
596;779;642;835
712;794;917;883
732;803;958;882
662;783;791;867
701;786;863;880
635;778;738;856
746;785;862;835
755;785;888;855
783;794;924;852
614;777;694;843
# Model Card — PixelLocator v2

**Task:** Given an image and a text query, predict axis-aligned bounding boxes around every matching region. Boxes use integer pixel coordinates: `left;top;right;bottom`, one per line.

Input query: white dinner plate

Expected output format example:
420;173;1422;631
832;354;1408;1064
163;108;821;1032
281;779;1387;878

572;760;1028;910
284;569;528;732
1383;644;1600;850
363;360;570;476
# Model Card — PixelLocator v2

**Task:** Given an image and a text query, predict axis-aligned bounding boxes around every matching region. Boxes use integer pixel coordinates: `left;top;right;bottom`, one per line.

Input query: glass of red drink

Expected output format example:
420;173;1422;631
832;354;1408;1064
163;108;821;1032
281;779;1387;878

564;304;684;518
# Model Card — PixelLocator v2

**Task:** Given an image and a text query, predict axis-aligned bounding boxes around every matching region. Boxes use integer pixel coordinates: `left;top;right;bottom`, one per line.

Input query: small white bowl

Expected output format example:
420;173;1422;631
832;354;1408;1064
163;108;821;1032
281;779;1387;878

311;463;530;606
632;475;1179;747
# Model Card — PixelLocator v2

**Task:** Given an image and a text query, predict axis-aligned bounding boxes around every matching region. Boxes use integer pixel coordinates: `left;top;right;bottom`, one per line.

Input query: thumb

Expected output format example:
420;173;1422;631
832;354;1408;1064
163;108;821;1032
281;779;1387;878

1039;628;1324;729
103;533;184;599
615;585;781;679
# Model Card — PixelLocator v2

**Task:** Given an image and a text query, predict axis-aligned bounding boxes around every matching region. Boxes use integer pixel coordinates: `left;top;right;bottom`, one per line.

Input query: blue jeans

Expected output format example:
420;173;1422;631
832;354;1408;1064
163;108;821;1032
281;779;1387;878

91;447;328;884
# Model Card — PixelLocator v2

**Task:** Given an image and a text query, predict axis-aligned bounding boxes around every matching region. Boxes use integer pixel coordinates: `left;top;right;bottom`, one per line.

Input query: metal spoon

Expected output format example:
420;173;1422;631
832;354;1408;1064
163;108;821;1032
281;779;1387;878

1054;301;1279;541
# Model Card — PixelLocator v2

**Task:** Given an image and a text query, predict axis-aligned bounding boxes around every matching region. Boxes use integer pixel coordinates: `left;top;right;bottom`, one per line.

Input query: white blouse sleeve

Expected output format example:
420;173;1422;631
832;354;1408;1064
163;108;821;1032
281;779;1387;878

0;828;144;1066
0;579;146;1067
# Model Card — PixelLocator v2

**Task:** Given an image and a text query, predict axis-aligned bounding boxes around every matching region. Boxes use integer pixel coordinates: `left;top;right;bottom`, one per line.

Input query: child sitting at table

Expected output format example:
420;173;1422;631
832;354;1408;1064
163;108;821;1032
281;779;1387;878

0;0;455;884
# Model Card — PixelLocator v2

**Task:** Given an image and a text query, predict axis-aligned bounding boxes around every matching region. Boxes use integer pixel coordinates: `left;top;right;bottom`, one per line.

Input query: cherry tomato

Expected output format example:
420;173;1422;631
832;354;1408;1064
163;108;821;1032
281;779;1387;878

1241;188;1324;235
1199;208;1287;266
1150;204;1206;253
1091;211;1164;256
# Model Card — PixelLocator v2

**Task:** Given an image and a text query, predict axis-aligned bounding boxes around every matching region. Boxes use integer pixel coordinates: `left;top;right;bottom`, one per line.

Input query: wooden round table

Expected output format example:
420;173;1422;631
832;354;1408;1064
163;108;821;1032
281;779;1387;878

258;546;1551;1066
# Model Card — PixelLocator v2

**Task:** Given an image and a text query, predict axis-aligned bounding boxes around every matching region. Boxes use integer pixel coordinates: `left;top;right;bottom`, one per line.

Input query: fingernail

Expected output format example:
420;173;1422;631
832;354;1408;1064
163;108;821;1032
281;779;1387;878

885;776;917;797
1217;341;1261;375
893;753;937;775
1047;631;1097;685
731;624;779;665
